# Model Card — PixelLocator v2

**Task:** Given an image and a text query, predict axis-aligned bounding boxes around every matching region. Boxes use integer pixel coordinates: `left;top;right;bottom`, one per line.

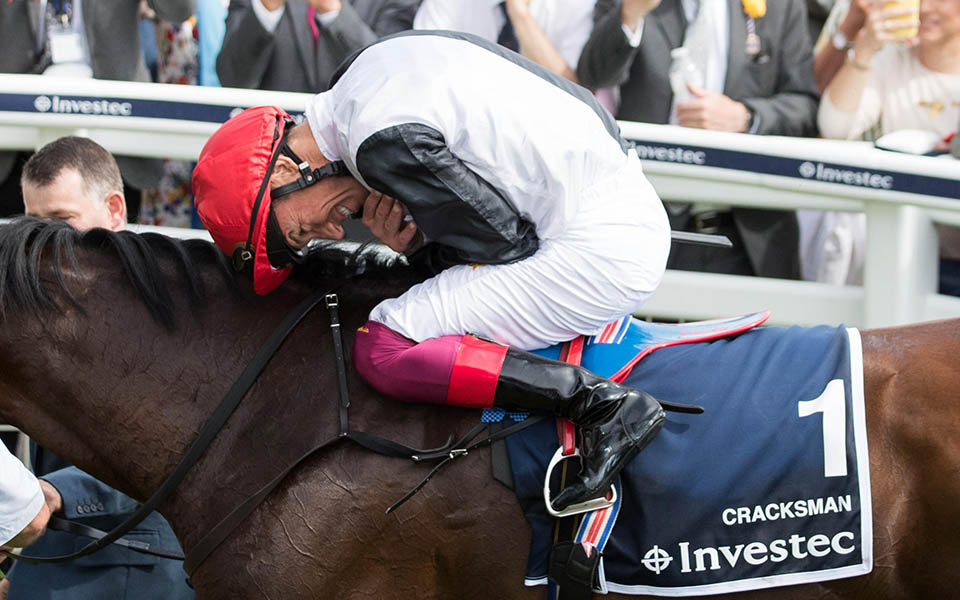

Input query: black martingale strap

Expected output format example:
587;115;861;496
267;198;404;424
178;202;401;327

384;415;546;514
2;287;331;566
325;293;351;434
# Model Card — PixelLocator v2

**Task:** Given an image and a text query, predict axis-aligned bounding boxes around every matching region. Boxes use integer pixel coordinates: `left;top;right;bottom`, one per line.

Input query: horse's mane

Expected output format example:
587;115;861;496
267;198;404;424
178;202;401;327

0;218;410;330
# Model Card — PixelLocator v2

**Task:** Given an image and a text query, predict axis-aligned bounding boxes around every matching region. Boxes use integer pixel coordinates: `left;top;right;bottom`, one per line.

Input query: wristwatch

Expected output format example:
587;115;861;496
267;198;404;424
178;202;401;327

832;30;852;51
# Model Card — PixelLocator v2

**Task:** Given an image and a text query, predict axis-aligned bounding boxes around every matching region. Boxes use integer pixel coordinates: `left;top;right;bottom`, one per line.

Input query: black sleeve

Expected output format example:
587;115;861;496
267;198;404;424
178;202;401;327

216;0;277;89
576;0;640;89
355;123;539;266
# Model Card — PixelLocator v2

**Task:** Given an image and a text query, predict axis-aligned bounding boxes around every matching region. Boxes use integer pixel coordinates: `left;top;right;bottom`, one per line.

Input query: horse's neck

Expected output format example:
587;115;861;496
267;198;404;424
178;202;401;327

1;258;438;555
0;271;305;498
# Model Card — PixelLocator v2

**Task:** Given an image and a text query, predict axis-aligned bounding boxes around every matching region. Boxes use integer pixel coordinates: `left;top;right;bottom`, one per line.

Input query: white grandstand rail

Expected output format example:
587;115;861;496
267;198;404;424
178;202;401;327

0;74;313;161
0;426;32;466
1;76;958;327
621;122;960;328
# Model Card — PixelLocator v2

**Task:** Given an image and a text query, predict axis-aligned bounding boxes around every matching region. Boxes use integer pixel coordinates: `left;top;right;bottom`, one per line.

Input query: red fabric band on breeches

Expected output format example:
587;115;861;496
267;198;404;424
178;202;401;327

352;321;507;407
446;334;508;408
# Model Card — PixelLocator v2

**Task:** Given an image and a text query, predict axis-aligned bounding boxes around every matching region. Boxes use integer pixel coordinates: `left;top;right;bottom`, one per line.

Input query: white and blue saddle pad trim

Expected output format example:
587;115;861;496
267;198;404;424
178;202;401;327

480;313;766;423
505;325;871;596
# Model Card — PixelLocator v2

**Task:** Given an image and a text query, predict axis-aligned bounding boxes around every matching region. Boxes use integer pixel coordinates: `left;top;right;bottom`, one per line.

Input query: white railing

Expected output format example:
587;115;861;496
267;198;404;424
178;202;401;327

0;425;32;466
621;122;960;327
2;74;959;328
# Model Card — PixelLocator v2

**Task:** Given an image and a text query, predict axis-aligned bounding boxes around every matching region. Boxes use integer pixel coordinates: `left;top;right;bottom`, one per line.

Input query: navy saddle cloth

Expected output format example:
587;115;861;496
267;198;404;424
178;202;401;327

504;324;871;596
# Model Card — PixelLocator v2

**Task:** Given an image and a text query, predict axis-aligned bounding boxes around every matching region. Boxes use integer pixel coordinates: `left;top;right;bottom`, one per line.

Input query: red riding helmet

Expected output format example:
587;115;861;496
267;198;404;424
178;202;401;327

195;106;350;294
193;106;294;295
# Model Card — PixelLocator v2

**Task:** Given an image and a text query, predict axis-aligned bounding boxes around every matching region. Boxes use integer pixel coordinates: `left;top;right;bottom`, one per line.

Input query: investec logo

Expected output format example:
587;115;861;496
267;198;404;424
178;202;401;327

634;143;707;165
33;95;133;117
641;531;856;575
798;160;893;190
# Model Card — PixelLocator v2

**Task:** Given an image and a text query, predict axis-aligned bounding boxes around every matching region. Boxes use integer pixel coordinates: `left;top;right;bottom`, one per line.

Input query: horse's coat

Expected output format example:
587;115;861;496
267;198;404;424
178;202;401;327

0;218;959;599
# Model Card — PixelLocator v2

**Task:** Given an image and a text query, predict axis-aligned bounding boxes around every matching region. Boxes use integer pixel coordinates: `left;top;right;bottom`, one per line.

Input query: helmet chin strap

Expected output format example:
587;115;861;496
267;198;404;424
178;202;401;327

270;141;348;200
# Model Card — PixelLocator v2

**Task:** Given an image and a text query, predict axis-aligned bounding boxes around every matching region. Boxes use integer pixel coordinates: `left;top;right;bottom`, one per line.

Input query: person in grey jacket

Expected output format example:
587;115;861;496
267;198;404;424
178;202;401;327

577;0;818;136
217;0;418;93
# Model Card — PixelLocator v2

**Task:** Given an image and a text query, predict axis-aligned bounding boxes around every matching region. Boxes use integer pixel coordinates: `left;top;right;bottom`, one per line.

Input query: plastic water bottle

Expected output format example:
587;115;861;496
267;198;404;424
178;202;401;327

669;47;704;104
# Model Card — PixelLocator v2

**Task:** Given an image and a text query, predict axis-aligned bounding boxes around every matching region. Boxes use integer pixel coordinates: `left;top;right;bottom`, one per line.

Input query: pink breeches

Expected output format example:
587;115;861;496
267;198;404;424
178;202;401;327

352;321;507;408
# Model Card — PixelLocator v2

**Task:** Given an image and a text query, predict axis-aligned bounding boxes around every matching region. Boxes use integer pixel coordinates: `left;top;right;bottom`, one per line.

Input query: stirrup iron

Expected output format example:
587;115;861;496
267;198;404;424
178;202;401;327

543;447;617;518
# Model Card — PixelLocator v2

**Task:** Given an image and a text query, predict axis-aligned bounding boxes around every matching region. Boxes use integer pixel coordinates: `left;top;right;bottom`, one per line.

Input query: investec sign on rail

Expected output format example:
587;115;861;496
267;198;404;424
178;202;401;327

33;95;133;116
634;143;707;165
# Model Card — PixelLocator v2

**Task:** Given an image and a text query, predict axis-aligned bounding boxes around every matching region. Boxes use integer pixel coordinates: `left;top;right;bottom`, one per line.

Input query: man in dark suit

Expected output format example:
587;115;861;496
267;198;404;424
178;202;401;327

3;448;194;600
577;0;818;278
217;0;419;93
0;0;196;218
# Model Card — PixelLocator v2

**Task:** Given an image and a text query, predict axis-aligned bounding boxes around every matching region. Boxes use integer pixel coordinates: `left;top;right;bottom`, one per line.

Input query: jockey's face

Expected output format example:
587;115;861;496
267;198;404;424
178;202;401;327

269;162;366;249
22;167;126;232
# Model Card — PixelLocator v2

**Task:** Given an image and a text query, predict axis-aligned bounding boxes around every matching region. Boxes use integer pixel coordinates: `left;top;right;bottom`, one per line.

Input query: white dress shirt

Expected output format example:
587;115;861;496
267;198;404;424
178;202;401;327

0;443;43;546
413;0;595;69
680;0;729;95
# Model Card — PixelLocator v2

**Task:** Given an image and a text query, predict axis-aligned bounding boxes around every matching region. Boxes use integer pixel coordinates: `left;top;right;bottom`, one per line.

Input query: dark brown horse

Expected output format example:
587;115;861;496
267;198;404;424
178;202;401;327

0;218;958;599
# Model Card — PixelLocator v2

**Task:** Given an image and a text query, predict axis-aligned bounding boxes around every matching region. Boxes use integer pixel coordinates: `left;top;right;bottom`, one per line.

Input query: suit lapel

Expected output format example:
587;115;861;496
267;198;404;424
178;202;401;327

653;0;687;49
288;1;319;92
724;0;748;94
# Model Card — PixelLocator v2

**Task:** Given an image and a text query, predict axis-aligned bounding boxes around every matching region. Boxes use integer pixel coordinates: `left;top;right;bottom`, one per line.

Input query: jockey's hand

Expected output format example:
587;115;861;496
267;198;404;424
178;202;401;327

622;0;663;29
1;577;10;600
361;191;421;254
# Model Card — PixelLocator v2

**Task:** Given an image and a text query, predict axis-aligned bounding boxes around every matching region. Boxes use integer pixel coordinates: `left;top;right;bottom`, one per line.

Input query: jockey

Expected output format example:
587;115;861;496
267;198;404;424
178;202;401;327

192;31;671;512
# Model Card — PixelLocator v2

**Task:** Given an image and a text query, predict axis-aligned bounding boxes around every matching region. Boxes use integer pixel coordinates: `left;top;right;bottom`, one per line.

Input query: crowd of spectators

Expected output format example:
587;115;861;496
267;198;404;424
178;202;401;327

0;0;956;594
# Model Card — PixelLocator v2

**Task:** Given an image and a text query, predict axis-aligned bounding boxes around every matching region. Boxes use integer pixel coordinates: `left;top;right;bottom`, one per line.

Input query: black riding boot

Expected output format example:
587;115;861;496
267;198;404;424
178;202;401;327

493;348;666;512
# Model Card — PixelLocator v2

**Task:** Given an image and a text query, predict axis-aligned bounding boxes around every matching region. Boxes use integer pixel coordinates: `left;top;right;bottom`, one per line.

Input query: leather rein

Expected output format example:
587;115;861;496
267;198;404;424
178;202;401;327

3;288;542;579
